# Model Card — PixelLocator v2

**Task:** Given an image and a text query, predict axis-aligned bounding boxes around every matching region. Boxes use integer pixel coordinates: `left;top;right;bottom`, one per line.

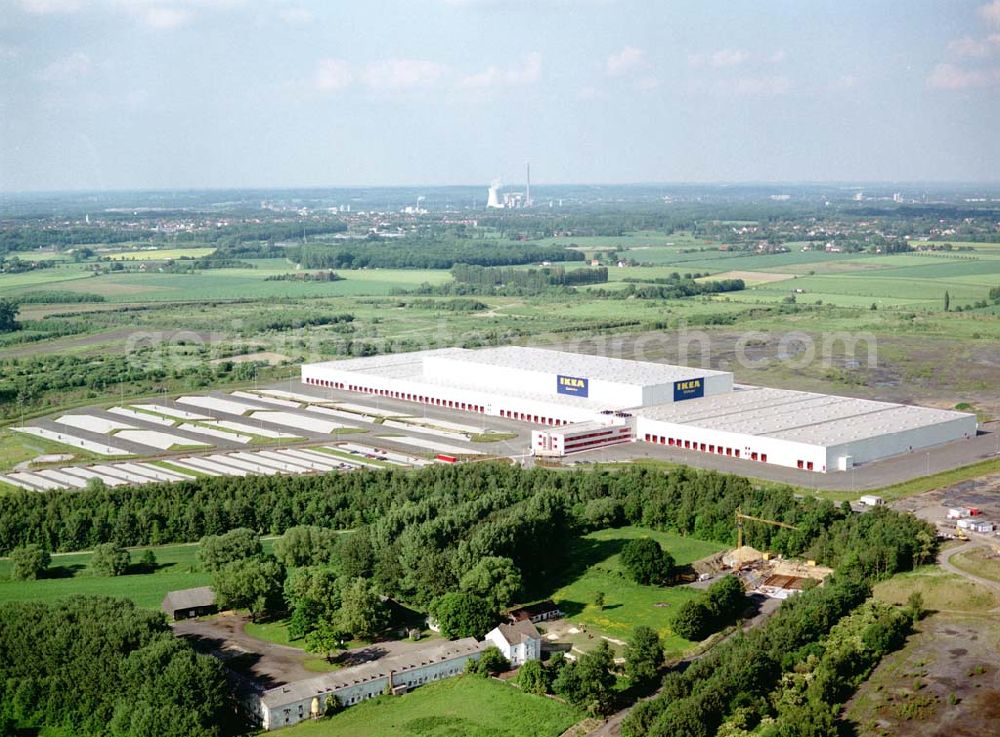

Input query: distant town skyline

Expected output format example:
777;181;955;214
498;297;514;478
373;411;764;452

2;0;1000;192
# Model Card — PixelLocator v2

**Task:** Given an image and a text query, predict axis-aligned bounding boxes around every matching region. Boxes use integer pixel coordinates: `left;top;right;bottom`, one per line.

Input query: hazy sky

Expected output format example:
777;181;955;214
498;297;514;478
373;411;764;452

2;0;999;191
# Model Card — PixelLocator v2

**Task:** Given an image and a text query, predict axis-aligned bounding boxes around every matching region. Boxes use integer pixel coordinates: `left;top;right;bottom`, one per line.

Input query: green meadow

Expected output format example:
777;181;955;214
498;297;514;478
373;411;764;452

0;539;275;610
546;526;726;654
280;676;582;737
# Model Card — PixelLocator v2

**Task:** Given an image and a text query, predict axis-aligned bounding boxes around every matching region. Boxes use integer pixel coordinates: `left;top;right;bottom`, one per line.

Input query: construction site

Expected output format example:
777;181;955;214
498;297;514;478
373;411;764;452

691;510;834;599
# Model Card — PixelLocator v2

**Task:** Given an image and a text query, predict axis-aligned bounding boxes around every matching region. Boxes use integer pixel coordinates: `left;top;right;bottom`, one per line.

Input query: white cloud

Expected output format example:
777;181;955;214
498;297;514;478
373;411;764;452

460;52;541;88
927;62;1000;89
135;6;193;29
731;75;790;96
18;0;82;12
948;34;1000;57
0;45;20;60
361;59;447;91
769;50;787;64
38;51;92;82
710;49;748;68
689;48;750;68
980;0;1000;28
634;76;659;91
606;46;645;76
314;58;353;91
277;6;312;24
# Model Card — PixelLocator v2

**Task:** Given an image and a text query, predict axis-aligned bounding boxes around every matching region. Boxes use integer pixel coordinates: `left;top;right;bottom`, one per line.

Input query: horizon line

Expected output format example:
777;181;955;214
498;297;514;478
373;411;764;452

4;179;1000;197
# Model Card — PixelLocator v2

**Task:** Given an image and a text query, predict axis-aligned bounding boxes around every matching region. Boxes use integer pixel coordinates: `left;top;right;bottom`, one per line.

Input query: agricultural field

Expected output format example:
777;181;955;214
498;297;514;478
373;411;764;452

3;221;1000;473
278;676;583;737
545;526;726;653
0;263;451;302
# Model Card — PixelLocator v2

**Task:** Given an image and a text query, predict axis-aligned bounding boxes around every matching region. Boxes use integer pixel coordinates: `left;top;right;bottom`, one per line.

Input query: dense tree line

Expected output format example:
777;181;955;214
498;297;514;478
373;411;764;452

14;290;106;304
0;597;231;737
287;238;583;270
263;270;344;282
0;299;18;333
451;264;608;291
389;298;489;312
745;599;914;737
0;464;927;571
589;277;745;300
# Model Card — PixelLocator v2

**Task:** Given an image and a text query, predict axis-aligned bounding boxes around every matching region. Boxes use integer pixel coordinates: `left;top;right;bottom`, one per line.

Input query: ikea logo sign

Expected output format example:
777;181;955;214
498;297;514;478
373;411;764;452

557;374;589;397
673;378;704;402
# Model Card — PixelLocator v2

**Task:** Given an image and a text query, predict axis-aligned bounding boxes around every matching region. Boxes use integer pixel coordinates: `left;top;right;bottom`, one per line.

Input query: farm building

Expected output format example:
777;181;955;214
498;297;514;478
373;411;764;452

507;600;563;624
301;347;977;473
161;586;216;621
254;638;485;730
484;620;542;667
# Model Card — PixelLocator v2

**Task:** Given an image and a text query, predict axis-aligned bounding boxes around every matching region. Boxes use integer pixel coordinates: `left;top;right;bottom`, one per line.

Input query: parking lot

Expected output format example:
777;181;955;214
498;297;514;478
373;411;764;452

3;383;533;492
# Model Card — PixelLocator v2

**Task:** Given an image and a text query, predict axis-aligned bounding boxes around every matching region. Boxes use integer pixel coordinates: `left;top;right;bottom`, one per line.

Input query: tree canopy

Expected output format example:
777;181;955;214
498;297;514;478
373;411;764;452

0;597;229;737
620;537;674;585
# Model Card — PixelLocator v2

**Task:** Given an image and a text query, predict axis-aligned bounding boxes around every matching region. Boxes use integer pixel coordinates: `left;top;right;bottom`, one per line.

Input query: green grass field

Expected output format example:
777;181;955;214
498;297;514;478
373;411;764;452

0;427;101;473
102;247;217;260
873;564;999;613
0;538;275;609
546;526;726;652
949;547;1000;585
279;676;582;737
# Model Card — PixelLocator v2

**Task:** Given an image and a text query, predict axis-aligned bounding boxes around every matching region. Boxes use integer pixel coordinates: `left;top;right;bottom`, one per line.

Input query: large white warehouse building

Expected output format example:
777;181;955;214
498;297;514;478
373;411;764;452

301;347;976;473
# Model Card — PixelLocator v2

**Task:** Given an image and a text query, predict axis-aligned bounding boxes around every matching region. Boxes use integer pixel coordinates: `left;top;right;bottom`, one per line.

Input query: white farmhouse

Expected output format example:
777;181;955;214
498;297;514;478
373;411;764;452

484;620;542;667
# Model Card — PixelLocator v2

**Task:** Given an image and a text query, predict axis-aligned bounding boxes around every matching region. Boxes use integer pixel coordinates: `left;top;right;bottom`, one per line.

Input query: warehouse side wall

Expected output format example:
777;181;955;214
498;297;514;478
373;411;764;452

824;413;978;469
637;418;829;471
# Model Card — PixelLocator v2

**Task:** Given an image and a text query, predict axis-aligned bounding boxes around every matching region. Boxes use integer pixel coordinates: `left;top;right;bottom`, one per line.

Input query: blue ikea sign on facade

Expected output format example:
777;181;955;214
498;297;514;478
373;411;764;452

673;378;704;402
557;375;589;397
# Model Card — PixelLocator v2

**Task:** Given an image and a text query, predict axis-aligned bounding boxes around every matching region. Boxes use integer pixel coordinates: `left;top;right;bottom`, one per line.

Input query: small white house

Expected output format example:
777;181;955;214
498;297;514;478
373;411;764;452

947;508;969;520
484;620;541;667
858;495;884;507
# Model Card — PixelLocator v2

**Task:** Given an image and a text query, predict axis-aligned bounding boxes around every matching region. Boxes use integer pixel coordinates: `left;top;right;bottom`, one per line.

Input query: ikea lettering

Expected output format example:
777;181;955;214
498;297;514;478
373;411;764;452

557;375;589;397
673;378;704;402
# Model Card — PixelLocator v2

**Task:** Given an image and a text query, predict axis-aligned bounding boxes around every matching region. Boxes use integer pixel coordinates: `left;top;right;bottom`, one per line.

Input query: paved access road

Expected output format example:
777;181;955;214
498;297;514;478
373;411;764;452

938;540;1000;609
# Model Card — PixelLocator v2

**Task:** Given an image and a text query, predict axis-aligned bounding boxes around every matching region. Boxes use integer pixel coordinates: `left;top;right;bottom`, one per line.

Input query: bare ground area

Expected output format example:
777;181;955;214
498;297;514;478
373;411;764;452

548;331;1000;418
696;270;797;285
174;613;447;692
894;472;1000;529
843;613;1000;737
174;614;319;689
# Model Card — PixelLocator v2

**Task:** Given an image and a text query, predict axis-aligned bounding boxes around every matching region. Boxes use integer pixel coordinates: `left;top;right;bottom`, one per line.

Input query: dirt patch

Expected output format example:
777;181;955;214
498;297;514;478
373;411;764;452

696;270;796;285
844;613;1000;737
173;614;319;689
894;472;1000;533
210;351;289;366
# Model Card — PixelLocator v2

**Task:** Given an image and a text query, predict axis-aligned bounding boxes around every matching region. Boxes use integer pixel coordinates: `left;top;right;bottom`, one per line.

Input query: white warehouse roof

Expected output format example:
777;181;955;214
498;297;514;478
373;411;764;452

634;385;971;446
432;346;731;387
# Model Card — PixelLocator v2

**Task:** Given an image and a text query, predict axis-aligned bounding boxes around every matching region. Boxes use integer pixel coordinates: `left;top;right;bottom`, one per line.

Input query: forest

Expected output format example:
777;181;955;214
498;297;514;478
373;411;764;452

0;596;230;737
286;238;584;270
0;463;937;735
450;264;609;292
0;464;935;595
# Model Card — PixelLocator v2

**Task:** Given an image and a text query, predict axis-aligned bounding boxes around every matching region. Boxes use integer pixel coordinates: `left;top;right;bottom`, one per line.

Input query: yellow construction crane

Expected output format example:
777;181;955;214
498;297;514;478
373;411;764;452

735;508;798;549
